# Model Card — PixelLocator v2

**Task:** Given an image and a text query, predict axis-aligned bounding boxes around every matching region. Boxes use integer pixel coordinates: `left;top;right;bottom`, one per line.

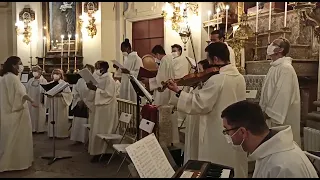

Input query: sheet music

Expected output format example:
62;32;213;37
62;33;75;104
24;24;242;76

246;90;258;99
111;60;128;71
78;68;99;86
45;81;70;96
20;73;29;83
180;171;194;178
129;75;153;103
126;133;175;178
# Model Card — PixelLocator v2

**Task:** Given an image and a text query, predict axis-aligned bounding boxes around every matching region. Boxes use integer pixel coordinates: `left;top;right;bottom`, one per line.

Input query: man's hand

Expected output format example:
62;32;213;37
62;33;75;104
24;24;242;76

121;68;130;74
86;81;97;91
167;79;180;93
31;101;38;108
141;77;149;85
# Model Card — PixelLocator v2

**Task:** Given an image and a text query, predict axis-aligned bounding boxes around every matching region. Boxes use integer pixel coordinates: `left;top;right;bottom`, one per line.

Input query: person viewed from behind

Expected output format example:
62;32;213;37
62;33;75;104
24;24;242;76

210;30;236;66
119;38;143;102
0;56;35;172
26;65;48;133
259;38;301;146
166;42;248;177
86;61;118;163
46;69;73;138
70;64;94;144
221;100;318;178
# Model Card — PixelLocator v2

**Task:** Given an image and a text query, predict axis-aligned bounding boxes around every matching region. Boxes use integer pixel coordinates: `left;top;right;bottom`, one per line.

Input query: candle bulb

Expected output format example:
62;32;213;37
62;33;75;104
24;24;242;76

256;2;259;33
216;8;220;30
284;2;287;27
225;5;229;35
208;11;211;40
268;2;272;31
61;35;64;69
74;34;78;72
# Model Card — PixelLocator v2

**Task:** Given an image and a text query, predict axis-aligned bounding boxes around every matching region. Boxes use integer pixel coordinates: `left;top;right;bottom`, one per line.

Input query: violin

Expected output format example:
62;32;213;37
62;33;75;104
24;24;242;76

159;65;223;92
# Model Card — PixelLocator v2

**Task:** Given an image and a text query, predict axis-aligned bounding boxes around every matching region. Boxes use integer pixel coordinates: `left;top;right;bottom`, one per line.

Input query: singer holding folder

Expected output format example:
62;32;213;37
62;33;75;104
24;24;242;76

119;39;143;103
0;56;36;172
86;61;118;162
46;69;73;138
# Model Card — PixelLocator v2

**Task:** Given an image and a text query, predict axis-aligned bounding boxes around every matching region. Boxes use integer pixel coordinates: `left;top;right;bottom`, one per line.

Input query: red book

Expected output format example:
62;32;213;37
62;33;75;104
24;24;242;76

137;67;157;81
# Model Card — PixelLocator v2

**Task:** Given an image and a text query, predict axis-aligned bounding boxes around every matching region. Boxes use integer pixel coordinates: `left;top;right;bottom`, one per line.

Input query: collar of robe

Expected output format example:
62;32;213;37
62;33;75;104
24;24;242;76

270;56;292;67
219;64;241;76
248;125;296;161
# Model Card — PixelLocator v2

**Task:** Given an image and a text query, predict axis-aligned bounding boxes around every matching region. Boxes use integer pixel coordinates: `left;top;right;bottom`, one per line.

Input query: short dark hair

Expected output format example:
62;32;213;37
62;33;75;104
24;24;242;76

171;44;182;52
121;38;132;50
152;45;166;55
211;30;225;40
205;42;230;63
198;59;210;70
0;56;21;76
279;38;290;56
84;64;95;73
100;61;109;72
221;100;269;136
95;60;103;69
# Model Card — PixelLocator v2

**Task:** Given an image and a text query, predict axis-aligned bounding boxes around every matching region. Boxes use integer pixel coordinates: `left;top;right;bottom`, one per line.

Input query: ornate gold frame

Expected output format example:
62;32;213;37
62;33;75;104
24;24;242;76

42;2;83;55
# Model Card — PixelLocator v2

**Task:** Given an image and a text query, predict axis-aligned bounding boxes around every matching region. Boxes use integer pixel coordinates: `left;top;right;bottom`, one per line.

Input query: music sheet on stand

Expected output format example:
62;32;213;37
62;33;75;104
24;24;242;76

126;133;175;178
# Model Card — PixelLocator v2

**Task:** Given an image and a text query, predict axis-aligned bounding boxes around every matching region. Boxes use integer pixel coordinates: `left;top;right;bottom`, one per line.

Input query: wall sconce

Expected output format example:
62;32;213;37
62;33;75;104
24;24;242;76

83;2;99;38
15;6;35;45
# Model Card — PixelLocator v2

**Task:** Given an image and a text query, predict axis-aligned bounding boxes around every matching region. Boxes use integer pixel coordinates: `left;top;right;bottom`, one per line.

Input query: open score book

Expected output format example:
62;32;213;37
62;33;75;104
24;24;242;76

125;133;175;178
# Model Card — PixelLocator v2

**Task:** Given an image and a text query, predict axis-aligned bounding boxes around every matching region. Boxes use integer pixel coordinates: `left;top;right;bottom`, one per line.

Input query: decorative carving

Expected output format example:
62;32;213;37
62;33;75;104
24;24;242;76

18;6;35;45
290;2;320;42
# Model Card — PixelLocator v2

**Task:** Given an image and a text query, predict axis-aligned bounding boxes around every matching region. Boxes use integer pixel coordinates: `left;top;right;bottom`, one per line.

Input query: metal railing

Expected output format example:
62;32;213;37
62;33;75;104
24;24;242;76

117;98;142;142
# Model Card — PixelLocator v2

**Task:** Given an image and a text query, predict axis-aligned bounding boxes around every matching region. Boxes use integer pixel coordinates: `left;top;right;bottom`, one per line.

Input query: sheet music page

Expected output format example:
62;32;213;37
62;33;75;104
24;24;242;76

129;75;153;103
45;81;70;96
126;134;175;178
246;90;258;99
111;60;127;71
78;68;99;86
20;73;29;83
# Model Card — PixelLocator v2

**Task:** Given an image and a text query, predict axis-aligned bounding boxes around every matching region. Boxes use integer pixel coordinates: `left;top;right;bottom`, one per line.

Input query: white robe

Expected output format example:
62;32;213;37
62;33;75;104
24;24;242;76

70;78;90;143
225;42;236;66
115;80;121;98
150;54;173;106
177;64;248;178
259;57;301;146
0;73;33;172
26;76;47;133
46;80;73;138
250;125;318;178
88;73;118;155
119;52;143;102
183;87;200;164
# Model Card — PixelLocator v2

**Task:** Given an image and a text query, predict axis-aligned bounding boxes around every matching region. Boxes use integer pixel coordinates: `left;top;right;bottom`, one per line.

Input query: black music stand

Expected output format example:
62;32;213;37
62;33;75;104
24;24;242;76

41;85;73;165
129;75;153;140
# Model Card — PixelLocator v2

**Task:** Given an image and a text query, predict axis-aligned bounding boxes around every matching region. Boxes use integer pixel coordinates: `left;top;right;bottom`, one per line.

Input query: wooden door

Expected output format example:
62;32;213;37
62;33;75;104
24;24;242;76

132;18;164;57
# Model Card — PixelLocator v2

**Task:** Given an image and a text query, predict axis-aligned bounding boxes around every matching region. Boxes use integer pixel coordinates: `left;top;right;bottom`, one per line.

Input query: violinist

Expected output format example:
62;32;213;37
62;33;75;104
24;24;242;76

166;42;248;178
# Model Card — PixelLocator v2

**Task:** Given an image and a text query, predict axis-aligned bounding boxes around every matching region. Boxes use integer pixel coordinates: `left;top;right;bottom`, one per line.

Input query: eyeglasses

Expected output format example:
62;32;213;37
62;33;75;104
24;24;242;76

222;127;240;135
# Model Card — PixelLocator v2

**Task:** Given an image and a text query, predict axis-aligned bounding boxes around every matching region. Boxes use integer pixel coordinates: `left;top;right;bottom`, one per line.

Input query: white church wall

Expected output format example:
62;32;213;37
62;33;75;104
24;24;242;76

0;2;14;64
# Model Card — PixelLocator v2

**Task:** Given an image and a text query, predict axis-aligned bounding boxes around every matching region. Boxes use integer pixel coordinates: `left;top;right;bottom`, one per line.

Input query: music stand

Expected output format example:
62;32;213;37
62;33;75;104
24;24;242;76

129;75;153;140
41;85;73;165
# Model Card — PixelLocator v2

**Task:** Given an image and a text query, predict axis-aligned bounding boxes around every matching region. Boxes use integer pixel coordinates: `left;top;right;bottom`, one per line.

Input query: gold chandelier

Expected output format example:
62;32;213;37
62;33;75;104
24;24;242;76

161;2;198;33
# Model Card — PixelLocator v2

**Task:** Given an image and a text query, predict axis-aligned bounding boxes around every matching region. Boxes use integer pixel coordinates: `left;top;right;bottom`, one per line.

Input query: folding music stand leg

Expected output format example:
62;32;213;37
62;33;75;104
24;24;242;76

41;97;72;165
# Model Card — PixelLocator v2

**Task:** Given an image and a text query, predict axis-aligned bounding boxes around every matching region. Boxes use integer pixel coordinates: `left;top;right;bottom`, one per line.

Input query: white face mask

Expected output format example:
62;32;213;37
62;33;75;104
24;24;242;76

122;52;128;57
96;70;102;76
267;44;278;56
18;65;24;73
224;129;245;152
32;72;39;77
172;52;179;58
53;74;61;81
